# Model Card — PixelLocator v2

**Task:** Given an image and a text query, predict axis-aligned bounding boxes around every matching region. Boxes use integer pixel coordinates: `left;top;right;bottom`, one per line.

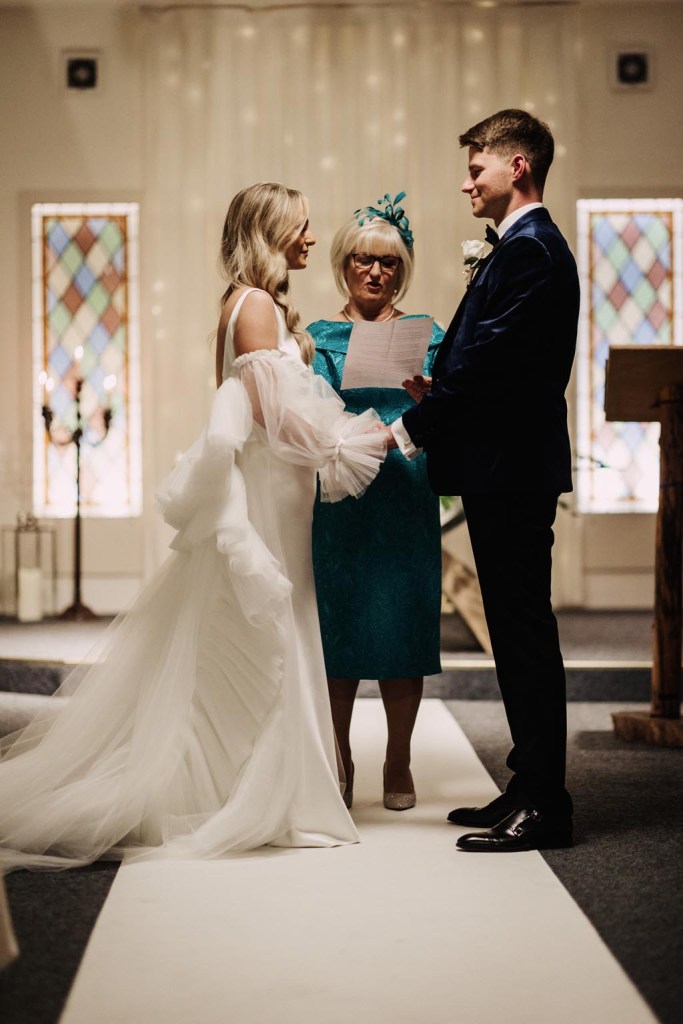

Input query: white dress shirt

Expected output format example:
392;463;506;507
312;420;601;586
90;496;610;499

496;202;544;238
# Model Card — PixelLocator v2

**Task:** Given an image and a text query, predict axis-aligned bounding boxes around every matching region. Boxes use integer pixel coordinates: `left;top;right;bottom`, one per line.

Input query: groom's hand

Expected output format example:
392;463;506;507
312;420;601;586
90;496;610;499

402;375;432;403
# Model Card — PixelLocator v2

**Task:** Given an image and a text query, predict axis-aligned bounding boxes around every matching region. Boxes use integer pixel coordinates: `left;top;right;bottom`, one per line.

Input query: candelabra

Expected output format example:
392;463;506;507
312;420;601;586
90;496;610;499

42;370;113;621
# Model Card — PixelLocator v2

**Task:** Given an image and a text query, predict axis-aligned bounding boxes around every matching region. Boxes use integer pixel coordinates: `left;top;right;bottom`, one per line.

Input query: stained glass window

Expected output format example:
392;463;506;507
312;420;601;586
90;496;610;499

31;203;142;517
576;199;683;512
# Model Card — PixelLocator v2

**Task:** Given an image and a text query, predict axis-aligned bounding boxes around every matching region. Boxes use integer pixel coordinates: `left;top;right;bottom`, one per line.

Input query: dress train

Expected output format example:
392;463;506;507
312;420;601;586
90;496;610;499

0;290;386;871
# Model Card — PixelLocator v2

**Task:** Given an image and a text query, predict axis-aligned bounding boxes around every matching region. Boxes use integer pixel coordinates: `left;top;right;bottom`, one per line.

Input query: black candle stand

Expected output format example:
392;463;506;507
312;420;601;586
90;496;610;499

42;376;112;621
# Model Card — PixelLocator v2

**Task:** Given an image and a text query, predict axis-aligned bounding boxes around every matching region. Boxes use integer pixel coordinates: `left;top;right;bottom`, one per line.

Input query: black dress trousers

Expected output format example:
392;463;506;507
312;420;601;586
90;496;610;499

462;490;573;819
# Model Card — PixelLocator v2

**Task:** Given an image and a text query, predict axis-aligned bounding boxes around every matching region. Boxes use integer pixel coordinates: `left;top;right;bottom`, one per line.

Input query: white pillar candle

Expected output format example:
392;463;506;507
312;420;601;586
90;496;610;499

17;567;43;622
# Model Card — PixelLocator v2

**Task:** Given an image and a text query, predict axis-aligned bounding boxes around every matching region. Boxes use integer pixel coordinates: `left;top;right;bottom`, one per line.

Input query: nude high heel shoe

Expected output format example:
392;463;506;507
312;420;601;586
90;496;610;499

383;764;416;811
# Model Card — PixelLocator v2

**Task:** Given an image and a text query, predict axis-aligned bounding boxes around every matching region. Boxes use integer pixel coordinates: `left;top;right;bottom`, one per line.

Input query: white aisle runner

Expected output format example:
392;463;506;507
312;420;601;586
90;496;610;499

60;700;655;1024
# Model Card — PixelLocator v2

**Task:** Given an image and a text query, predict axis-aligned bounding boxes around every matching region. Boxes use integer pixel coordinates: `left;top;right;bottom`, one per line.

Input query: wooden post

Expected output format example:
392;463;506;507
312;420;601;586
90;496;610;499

652;383;683;716
441;550;492;654
613;381;683;746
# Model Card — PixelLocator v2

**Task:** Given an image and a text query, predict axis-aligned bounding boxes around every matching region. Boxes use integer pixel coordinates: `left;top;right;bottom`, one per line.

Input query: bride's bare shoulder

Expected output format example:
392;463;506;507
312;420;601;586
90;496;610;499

220;288;279;356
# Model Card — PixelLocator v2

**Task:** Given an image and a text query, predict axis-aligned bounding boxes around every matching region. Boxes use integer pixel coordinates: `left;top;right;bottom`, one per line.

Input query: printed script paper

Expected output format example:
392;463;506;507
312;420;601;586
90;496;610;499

340;317;433;390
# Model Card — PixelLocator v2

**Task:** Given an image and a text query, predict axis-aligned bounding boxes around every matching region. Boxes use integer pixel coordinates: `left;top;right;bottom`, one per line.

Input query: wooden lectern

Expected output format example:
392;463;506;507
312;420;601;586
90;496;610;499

604;345;683;746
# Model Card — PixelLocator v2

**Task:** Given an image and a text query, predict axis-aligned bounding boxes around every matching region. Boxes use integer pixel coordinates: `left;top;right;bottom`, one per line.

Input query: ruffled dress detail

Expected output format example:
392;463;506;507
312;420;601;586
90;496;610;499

0;289;385;871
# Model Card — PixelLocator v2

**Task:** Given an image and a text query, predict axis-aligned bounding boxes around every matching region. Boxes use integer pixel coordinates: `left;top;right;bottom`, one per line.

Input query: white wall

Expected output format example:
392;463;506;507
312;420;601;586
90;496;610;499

1;1;681;613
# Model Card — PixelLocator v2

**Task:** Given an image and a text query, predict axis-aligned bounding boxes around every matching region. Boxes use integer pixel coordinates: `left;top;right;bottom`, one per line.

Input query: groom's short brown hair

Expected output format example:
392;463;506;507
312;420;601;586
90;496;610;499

459;109;554;192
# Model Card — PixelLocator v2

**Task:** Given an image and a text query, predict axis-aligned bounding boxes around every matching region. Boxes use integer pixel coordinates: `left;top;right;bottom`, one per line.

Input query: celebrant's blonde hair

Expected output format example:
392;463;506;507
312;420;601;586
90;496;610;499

330;216;415;304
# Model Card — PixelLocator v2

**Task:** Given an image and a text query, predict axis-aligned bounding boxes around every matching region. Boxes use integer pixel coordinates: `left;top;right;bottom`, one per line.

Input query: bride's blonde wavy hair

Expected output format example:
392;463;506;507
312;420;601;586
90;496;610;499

220;183;313;363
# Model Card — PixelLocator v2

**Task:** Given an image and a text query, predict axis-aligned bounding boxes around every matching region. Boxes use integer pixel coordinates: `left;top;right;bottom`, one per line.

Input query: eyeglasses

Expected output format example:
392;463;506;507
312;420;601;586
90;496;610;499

350;253;402;272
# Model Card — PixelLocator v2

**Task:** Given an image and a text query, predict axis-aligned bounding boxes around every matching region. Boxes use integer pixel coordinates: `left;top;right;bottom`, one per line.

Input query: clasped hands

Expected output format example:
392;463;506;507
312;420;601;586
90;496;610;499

376;375;432;450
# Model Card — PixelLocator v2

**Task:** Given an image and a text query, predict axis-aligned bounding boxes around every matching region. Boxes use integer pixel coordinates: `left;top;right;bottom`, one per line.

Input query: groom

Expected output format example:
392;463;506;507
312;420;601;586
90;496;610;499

388;109;580;851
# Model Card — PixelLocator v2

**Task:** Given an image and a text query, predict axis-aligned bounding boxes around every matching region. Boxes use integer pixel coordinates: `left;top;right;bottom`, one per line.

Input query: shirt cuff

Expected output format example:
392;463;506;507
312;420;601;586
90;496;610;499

391;417;421;461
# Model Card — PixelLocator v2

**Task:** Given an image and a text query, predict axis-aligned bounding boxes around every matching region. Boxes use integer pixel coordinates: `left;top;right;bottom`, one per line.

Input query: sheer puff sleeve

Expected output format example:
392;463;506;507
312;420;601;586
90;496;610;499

233;349;387;502
155;375;292;627
155;349;385;623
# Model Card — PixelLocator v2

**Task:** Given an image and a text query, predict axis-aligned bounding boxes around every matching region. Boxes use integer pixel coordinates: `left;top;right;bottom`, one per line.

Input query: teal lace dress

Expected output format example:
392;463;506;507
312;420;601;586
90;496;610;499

310;316;444;679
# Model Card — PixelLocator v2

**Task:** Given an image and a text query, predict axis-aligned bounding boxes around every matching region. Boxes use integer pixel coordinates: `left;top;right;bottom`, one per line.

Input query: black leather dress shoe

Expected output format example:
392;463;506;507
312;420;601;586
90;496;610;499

456;808;573;853
447;793;517;828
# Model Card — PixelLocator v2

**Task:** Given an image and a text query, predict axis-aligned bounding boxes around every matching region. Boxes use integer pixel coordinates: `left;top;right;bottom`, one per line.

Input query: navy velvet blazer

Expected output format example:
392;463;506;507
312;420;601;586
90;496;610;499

402;207;579;495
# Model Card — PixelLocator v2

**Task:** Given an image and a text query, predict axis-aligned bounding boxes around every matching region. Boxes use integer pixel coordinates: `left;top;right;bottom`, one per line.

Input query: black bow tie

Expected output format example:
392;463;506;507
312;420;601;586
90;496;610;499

485;224;500;246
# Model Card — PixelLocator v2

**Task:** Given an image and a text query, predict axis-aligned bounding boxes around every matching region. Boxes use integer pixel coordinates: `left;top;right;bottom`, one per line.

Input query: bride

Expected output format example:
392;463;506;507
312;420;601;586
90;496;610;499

0;183;387;872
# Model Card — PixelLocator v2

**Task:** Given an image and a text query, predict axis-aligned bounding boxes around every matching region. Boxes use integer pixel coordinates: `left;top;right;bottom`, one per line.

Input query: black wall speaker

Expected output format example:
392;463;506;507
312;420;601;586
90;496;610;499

612;49;653;91
617;52;649;86
66;56;98;91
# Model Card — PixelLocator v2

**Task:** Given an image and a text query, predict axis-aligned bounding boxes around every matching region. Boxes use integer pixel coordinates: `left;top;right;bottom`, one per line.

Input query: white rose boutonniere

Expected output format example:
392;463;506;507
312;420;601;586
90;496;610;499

461;239;492;286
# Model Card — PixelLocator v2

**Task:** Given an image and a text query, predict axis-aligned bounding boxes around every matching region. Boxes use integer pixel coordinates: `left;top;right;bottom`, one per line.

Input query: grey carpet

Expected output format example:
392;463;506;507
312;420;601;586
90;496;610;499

447;700;683;1024
0;661;67;696
0;863;117;1024
441;608;654;661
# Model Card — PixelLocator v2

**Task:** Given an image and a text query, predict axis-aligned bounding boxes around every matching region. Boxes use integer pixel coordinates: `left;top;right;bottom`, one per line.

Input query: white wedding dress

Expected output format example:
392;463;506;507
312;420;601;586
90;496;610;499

0;288;386;872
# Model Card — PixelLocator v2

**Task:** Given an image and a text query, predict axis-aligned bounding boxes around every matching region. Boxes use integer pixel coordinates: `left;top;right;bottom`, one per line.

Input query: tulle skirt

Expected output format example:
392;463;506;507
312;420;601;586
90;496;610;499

0;438;358;873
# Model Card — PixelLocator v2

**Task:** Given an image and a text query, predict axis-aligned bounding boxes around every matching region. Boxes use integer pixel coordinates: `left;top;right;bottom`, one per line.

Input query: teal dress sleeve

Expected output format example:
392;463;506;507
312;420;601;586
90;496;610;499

309;317;444;679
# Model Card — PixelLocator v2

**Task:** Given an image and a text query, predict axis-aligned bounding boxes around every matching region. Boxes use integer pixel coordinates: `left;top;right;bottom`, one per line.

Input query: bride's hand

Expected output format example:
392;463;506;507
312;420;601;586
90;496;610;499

371;423;397;449
402;375;432;403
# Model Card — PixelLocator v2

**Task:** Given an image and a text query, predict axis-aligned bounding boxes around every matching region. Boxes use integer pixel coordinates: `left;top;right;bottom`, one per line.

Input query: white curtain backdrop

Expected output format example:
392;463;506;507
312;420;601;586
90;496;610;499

141;3;580;585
